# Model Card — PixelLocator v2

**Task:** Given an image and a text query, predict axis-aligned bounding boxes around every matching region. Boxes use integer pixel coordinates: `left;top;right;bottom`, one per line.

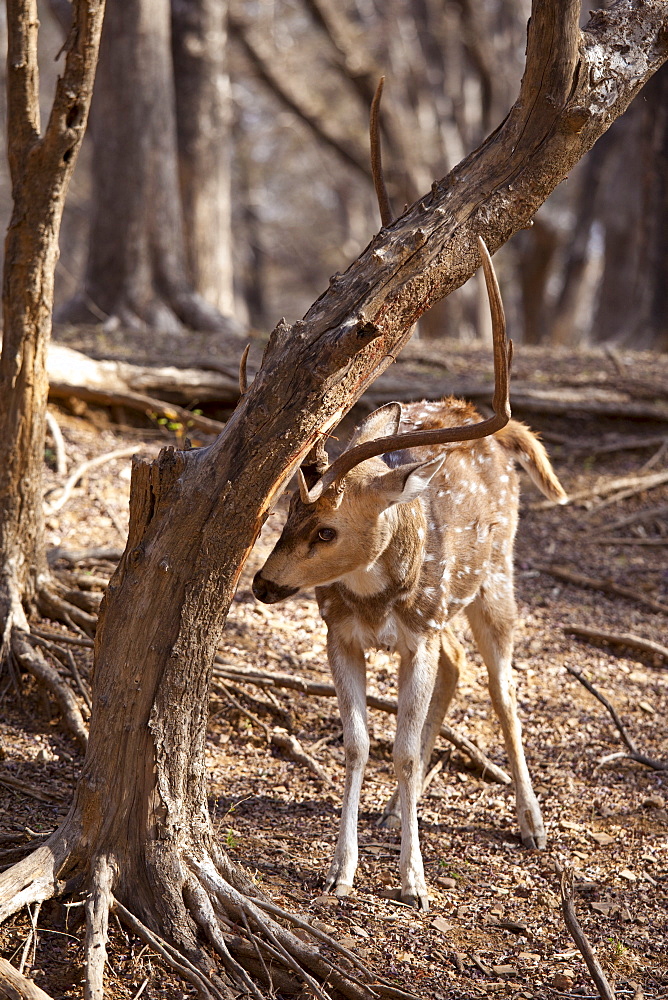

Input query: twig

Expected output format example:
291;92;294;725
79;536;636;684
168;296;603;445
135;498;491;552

26;634;92;709
48;382;225;436
12;632;88;748
566;666;668;771
216;678;271;741
535;564;668;616
270;728;336;787
558;866;616;1000
0;771;66;804
579;536;667;546
532;469;668;511
212;661;511;785
45;446;137;514
30;627;94;649
564;625;668;665
45;409;67;475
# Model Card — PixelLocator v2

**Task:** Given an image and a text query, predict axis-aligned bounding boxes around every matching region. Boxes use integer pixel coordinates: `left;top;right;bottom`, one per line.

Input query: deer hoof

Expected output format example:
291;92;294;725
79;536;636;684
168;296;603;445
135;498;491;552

400;892;429;911
376;811;401;831
332;882;353;898
521;831;546;850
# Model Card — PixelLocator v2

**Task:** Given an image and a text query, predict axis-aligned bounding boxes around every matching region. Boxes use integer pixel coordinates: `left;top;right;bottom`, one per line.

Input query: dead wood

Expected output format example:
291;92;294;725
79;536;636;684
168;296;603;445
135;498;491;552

270;729;336;788
44;341;240;407
12;633;88;748
587;504;668;536
213;659;511;785
0;771;66;804
48;382;224;438
564;624;668;665
534;563;668;615
0;956;54;1000
558;866;616;1000
45;446;138;514
566;666;668;771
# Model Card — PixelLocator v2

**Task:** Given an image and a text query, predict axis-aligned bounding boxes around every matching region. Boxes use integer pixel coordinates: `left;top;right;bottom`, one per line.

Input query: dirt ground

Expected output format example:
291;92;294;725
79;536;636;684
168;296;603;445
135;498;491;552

1;336;667;1000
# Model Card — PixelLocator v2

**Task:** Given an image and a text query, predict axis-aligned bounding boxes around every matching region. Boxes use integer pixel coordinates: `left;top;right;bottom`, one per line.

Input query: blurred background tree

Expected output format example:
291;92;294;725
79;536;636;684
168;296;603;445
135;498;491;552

0;0;665;349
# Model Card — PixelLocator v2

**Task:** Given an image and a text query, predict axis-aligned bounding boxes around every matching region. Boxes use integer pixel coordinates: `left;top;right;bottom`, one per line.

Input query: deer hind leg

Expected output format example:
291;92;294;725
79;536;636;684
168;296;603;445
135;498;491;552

324;635;369;896
393;635;442;910
465;589;546;849
379;626;463;830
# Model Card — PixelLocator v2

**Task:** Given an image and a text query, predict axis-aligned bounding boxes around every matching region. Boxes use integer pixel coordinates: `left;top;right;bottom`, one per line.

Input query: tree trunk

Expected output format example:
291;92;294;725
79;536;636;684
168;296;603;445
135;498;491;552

58;0;240;335
0;0;106;660
0;2;666;996
171;0;235;316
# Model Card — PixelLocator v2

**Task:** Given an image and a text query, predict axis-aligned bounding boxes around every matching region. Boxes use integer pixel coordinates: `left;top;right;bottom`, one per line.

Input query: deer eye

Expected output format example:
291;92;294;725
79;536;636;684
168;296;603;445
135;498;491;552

317;527;337;543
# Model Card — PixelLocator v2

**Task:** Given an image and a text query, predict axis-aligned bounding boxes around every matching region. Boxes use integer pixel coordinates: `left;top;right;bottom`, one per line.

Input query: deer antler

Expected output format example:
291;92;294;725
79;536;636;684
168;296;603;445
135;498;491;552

299;236;512;504
370;77;394;228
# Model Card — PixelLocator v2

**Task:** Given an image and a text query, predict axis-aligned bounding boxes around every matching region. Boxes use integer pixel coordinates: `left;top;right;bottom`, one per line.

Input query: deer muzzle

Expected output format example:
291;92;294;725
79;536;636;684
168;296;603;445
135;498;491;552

252;571;299;604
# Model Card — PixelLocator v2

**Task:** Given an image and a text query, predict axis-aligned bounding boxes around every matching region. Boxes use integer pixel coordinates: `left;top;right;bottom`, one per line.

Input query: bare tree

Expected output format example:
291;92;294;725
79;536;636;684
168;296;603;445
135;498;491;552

55;0;241;335
0;2;666;997
0;0;105;741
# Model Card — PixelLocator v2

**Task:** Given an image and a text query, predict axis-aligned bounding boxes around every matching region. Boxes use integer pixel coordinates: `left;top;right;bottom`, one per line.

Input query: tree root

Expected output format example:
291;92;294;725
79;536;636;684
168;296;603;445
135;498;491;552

0;955;54;999
12;631;88;748
0;825;423;1000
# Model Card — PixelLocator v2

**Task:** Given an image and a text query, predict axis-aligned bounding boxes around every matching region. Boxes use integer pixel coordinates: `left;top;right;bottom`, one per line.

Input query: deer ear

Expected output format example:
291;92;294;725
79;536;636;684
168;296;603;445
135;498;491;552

347;402;402;450
373;455;445;508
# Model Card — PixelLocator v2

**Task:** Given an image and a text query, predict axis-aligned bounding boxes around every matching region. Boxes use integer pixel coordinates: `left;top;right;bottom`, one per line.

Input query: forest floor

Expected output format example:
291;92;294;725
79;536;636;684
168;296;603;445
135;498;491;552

0;333;667;1000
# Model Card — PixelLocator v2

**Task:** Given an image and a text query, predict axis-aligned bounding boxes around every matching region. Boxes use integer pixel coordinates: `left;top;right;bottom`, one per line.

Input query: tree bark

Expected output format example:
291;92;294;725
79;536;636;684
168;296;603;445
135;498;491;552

0;1;666;995
58;0;241;335
171;0;235;316
0;0;105;655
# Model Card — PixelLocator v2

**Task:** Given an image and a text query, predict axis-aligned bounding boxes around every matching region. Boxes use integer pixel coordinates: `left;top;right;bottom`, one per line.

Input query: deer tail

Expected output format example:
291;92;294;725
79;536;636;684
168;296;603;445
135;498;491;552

495;420;567;504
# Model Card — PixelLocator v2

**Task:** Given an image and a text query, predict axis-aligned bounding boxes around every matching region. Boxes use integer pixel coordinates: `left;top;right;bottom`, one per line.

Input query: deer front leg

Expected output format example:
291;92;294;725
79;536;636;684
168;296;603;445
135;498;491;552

324;630;368;897
394;636;441;910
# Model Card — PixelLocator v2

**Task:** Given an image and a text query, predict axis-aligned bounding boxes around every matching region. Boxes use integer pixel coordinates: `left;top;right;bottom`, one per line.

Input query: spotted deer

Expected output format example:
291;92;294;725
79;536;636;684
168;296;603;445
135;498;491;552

252;239;567;910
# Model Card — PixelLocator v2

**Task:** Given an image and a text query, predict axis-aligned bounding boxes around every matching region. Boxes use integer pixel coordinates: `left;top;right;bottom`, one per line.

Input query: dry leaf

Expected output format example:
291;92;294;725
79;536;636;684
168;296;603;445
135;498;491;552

430;916;452;934
591;831;615;845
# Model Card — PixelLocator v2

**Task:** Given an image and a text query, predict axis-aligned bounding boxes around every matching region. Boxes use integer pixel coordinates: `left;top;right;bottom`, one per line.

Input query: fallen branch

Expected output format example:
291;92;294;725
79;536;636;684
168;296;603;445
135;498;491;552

558;866;616;1000
48;382;225;437
270;728;336;788
532;469;668;511
12;632;88;748
0;955;54;1000
535;564;668;615
0;771;66;805
587;504;668;537
580;536;667;546
566;666;668;771
213;659;511;785
564;625;668;665
45;446;138;514
44;410;67;475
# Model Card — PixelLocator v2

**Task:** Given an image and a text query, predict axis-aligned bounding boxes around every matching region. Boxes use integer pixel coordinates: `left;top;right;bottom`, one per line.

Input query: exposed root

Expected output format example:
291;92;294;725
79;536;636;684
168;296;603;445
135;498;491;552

113;900;233;1000
85;856;115;1000
12;630;88;748
186;855;378;1000
36;583;97;637
0;839;69;923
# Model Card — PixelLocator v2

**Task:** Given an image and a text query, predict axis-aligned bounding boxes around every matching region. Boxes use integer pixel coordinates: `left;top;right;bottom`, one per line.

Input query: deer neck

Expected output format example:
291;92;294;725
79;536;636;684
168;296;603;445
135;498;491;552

337;501;425;602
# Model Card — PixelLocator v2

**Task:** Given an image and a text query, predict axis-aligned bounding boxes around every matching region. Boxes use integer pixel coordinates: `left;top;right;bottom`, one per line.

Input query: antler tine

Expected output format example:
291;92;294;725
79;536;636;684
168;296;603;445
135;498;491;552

300;237;512;504
239;343;251;395
370;77;394;228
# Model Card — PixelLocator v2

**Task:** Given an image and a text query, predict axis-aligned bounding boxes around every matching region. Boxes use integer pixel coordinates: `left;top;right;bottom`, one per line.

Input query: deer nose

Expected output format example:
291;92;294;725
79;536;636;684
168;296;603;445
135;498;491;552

252;572;269;602
252;571;299;604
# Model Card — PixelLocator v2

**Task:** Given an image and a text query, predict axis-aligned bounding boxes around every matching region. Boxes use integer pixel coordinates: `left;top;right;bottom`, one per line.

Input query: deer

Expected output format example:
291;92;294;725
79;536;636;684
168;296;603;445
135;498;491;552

252;81;567;910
